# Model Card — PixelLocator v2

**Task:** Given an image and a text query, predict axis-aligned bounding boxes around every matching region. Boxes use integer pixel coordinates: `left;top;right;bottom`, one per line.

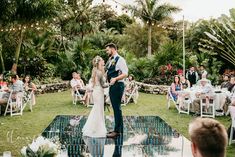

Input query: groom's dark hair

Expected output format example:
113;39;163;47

105;43;117;50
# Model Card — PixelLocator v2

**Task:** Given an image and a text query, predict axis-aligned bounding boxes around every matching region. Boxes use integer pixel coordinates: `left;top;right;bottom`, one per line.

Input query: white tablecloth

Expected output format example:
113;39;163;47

178;88;231;110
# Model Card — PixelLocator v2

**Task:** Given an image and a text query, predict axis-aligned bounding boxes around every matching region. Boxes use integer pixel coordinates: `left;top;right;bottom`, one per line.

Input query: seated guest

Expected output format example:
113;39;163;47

192;78;213;115
23;75;37;105
70;72;90;106
196;75;211;86
70;72;83;98
77;72;91;106
123;74;138;104
221;74;230;89
177;75;190;110
180;75;190;89
125;74;135;94
189;118;228;157
8;74;24;92
227;76;235;92
0;73;7;90
77;72;86;93
170;75;182;101
217;75;233;113
0;74;24;104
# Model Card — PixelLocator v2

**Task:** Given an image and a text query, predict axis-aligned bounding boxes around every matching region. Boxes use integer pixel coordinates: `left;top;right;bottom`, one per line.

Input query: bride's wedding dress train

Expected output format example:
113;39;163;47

82;70;108;137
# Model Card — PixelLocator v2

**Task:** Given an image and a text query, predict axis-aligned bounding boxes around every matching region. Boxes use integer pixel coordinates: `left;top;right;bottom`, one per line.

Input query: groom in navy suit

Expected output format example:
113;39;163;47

105;43;128;138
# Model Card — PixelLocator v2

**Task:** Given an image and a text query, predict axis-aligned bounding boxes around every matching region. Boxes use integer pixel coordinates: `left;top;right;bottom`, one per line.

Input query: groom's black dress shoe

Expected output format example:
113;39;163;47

106;132;120;138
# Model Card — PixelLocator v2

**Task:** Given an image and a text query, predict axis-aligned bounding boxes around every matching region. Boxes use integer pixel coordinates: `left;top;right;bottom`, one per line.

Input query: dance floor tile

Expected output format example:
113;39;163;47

42;115;192;157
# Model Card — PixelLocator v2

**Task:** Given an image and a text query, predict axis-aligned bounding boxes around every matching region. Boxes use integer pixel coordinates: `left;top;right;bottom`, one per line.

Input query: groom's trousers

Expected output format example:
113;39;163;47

109;82;124;133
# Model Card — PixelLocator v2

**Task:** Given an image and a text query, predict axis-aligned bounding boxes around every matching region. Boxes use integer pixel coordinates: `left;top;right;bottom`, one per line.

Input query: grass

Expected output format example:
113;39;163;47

0;91;234;156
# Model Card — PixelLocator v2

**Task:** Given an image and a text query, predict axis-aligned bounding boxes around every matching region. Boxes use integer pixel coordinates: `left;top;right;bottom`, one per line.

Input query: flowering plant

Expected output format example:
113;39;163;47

21;136;66;157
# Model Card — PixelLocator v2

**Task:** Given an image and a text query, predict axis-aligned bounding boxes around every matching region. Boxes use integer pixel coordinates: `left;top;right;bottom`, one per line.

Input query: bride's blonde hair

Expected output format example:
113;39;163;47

91;56;104;86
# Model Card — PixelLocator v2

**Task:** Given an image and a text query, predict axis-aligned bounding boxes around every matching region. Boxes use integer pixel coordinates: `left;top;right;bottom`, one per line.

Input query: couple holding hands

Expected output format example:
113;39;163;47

82;43;128;138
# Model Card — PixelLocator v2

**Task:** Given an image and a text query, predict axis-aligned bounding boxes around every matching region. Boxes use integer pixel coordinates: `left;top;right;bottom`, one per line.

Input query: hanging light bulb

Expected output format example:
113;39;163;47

152;23;154;26
1;29;3;32
36;22;39;26
147;21;149;24
75;10;78;13
31;24;34;27
44;20;48;24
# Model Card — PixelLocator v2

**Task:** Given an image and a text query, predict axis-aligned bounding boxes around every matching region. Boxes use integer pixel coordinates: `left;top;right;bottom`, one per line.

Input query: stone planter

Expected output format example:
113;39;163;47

135;81;169;95
35;81;70;94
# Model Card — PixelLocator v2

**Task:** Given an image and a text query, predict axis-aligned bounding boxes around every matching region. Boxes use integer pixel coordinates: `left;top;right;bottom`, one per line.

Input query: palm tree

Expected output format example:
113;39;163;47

0;44;5;72
200;9;235;66
127;0;180;57
9;0;58;66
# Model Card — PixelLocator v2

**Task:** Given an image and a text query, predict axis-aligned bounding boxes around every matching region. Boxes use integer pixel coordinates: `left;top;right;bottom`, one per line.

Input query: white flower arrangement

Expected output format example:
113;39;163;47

21;136;67;157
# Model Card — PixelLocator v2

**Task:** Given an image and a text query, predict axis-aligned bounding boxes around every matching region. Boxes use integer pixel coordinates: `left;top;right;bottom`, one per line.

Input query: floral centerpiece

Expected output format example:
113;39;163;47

21;136;67;157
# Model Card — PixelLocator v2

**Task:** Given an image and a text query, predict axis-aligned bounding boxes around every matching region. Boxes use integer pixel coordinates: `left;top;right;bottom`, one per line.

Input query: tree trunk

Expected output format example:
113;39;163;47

0;44;5;72
15;29;23;65
147;24;152;58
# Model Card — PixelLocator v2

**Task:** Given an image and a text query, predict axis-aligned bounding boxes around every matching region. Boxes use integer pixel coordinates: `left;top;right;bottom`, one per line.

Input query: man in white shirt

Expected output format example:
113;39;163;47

106;43;128;138
70;72;79;90
192;78;213;115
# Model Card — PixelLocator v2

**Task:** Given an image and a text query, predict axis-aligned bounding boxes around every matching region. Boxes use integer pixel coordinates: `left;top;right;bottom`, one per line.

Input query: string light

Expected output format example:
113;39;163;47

104;0;180;31
0;1;180;33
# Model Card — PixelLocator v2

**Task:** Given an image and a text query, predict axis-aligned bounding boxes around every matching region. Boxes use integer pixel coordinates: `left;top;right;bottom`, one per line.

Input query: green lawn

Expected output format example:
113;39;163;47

0;91;234;156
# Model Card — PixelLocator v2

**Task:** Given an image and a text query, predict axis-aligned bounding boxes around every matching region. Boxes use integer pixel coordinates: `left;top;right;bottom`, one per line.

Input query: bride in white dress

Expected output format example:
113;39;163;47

82;56;108;137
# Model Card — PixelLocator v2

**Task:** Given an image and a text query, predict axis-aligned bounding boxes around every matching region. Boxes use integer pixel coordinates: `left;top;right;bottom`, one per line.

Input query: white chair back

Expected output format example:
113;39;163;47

229;106;235;145
200;94;215;118
4;91;24;116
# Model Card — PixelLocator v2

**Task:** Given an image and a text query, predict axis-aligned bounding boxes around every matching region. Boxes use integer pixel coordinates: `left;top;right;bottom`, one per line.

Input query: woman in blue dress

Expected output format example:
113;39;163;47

170;75;182;101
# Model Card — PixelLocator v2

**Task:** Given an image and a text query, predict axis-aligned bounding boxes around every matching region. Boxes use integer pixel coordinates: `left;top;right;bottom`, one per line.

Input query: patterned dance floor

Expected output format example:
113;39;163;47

42;115;192;157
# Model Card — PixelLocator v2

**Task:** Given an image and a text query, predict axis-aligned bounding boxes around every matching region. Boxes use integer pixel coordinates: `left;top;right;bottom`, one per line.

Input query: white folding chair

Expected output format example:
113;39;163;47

228;106;235;145
4;91;24;116
178;97;191;115
123;84;139;106
200;95;215;118
71;88;83;105
166;87;179;111
23;90;34;112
